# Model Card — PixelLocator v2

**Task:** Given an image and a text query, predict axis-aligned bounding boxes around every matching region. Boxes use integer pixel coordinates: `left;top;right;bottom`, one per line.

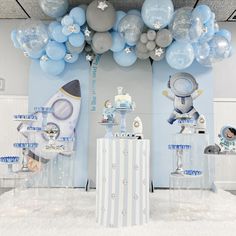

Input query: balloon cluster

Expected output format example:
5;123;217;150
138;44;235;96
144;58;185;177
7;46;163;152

10;0;233;76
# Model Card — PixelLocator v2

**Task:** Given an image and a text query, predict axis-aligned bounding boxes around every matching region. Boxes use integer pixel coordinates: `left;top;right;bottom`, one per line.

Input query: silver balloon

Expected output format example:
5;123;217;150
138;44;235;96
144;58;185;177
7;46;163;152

136;41;148;53
147;30;156;41
149;47;165;61
92;32;112;54
86;0;116;32
155;29;173;47
140;33;148;44
16;19;49;54
136;49;150;60
118;14;144;46
39;0;69;18
66;41;85;54
146;41;156;51
169;7;193;42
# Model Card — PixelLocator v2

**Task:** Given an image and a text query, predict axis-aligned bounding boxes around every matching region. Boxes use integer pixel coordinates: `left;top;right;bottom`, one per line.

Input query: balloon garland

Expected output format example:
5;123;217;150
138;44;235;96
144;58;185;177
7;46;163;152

11;0;233;76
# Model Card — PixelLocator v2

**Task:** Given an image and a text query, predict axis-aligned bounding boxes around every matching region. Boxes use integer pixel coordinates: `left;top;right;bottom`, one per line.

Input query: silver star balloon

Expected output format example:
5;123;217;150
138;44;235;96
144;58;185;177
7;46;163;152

86;53;94;61
23;51;29;57
65;53;73;61
97;0;108;11
40;55;49;62
155;47;164;57
153;20;161;30
84;27;92;38
124;47;132;54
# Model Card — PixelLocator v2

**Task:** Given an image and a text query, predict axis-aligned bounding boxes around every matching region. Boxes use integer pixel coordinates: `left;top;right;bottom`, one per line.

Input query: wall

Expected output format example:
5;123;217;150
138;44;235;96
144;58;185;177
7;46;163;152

0;20;236;188
0;20;30;96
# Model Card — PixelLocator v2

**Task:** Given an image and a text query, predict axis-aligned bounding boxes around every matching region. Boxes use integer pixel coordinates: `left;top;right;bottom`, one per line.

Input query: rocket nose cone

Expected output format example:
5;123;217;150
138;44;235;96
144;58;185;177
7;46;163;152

62;80;81;98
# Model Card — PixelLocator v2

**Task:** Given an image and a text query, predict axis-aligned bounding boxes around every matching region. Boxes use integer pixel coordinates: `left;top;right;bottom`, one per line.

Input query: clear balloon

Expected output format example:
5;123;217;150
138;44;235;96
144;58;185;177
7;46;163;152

169;7;193;42
191;5;211;24
141;0;174;30
46;41;66;60
199;17;215;43
118;14;144;46
86;0;116;32
16;19;49;54
69;7;86;26
92;32;112;54
208;35;231;59
166;41;195;70
111;32;125;52
112;11;126;31
113;47;137;67
155;29;173;47
40;57;65;75
216;29;232;42
39;0;69;18
11;30;21;48
193;42;210;60
68;32;85;47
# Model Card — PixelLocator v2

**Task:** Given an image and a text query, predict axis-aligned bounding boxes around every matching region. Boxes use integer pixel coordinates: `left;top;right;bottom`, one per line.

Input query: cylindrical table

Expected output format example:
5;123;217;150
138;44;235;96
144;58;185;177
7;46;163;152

96;138;150;227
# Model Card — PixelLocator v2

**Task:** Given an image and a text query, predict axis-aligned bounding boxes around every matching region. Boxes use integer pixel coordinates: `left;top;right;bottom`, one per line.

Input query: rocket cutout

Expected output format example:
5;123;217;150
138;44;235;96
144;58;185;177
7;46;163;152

18;80;81;162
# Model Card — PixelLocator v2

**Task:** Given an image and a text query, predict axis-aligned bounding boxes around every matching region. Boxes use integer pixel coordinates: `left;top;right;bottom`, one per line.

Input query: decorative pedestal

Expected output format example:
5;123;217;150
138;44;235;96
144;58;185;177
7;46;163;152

96;138;150;227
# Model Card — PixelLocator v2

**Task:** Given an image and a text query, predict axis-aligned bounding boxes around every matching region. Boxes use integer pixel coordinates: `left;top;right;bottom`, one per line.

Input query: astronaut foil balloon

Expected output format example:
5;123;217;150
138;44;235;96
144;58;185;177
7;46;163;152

162;72;203;124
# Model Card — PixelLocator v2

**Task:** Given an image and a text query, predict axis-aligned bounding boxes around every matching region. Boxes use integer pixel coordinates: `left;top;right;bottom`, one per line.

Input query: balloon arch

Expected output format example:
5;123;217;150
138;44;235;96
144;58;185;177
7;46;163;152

11;0;233;76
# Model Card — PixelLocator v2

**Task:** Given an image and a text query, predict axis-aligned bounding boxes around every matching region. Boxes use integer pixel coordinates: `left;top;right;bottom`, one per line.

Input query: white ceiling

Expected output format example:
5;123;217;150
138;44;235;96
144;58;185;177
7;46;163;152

0;0;235;21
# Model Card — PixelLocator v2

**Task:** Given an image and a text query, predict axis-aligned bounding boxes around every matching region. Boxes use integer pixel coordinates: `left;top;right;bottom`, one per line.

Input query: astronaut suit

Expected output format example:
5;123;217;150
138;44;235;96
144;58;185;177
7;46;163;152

163;72;202;124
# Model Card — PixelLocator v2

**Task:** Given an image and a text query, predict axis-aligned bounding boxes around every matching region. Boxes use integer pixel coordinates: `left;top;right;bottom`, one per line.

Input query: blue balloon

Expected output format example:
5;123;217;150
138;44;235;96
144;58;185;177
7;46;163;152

48;21;60;38
166;41;195;70
64;53;79;63
193;42;210;60
112;11;126;31
69;7;86;26
199;17;215;43
39;0;69;18
40;57;65;76
69;32;85;47
46;41;66;60
111;32;125;52
113;47;137;67
28;49;45;59
61;15;73;26
127;9;141;17
52;25;67;43
192;5;212;24
216;29;231;42
11;30;21;48
141;0;174;29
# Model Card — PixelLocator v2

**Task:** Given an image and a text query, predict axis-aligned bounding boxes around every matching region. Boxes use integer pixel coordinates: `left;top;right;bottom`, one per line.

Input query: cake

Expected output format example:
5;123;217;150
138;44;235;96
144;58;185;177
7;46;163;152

115;87;134;109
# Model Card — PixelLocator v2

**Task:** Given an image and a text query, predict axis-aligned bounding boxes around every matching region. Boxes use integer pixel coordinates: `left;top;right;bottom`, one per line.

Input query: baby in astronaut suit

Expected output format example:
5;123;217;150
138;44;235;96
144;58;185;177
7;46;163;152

162;72;203;124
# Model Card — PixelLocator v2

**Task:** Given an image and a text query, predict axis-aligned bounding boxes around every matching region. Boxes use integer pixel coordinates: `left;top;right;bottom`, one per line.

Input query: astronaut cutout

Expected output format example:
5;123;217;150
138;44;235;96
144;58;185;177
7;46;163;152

162;72;203;124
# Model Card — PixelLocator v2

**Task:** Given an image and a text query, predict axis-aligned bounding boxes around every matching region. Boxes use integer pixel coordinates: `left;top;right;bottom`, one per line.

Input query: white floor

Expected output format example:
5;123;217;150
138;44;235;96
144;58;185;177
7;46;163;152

0;188;236;236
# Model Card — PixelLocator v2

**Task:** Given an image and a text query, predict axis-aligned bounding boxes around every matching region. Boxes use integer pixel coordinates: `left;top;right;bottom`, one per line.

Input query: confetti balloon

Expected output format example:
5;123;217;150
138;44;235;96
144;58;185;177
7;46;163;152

118;14;144;46
16;19;49;54
39;0;69;18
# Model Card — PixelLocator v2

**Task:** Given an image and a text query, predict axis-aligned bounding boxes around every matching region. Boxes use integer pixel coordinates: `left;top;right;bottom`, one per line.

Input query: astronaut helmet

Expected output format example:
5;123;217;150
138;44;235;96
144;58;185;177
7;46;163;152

168;72;198;96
